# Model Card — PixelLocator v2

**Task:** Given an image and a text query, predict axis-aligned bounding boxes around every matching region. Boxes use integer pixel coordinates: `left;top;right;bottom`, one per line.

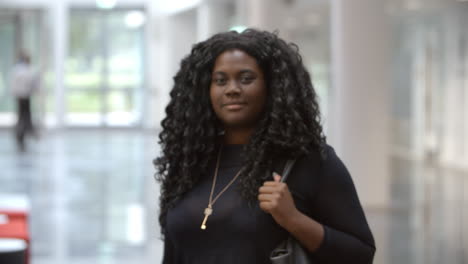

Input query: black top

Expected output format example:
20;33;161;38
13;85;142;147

163;144;375;264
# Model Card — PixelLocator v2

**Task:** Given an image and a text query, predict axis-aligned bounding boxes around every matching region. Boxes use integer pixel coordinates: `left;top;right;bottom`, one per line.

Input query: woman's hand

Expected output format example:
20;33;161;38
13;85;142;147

258;172;300;227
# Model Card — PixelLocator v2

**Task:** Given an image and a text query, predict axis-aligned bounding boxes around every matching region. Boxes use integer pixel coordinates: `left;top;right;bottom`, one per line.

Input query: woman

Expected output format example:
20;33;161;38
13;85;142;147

155;29;375;263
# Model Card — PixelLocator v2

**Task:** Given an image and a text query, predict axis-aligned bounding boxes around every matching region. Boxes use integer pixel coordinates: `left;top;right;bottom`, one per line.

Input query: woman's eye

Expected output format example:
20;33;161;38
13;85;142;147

214;78;226;85
240;76;254;84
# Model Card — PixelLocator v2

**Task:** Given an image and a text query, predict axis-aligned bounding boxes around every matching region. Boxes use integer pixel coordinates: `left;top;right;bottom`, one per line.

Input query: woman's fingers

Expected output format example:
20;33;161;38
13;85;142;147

258;186;277;194
258;193;279;201
272;172;282;182
263;181;285;187
259;201;274;211
258;179;292;214
258;189;282;213
258;177;297;226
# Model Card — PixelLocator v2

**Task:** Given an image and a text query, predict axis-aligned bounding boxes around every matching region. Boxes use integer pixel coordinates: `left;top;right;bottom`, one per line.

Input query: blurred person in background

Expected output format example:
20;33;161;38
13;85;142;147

10;51;40;152
155;29;375;263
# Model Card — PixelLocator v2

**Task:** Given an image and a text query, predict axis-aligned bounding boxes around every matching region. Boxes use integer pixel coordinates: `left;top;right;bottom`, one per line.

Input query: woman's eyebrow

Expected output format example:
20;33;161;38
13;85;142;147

212;71;226;75
239;69;255;74
212;69;255;75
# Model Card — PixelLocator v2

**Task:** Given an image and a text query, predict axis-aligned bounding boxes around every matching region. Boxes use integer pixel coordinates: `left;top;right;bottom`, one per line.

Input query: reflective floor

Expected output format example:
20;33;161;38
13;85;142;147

0;130;466;264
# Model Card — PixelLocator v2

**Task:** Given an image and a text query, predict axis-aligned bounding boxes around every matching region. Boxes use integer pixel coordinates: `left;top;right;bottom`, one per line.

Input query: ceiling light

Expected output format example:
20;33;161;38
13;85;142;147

229;25;247;33
125;11;146;28
96;0;116;9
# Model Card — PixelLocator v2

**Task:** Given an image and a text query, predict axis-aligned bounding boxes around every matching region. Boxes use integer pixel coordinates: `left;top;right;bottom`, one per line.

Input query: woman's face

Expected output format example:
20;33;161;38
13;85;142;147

210;49;267;131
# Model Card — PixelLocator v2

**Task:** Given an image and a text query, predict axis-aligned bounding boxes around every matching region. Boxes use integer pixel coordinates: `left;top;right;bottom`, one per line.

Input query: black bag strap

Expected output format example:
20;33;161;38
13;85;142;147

279;159;296;183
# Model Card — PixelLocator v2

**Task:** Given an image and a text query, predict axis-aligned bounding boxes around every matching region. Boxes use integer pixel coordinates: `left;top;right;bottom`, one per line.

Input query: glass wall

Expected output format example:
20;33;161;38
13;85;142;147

0;10;16;122
389;1;468;166
284;3;330;129
66;8;146;127
0;9;44;126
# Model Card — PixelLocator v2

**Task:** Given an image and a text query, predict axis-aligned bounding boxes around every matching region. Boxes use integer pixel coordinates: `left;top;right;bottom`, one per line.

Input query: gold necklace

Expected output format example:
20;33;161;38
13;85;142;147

201;148;243;230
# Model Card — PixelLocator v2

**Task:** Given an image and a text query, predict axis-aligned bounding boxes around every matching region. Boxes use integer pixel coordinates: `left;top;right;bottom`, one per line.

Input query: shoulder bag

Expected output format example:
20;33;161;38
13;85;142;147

270;159;314;264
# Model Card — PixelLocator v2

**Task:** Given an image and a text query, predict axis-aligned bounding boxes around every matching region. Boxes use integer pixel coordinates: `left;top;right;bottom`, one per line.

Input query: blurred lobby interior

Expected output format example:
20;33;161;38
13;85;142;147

0;0;467;263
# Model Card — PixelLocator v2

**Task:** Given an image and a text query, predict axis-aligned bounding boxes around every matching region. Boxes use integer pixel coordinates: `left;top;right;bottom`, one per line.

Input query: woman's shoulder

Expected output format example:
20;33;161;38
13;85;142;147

293;143;350;183
273;143;345;181
288;144;353;203
295;143;338;166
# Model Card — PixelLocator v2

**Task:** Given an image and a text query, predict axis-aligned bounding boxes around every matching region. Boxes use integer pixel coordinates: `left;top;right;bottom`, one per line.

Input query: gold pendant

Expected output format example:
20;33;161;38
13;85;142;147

200;207;213;230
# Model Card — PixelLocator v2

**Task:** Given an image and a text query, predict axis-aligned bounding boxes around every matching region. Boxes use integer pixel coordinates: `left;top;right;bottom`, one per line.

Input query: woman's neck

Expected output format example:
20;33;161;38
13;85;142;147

223;127;254;145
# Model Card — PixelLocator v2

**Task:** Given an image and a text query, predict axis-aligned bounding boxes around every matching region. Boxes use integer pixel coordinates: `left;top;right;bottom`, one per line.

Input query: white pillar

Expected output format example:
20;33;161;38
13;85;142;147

51;1;67;128
235;0;248;26
197;0;231;42
440;8;468;170
329;0;390;208
464;27;468;170
246;0;268;29
148;5;197;130
411;28;426;161
244;0;285;31
146;11;171;130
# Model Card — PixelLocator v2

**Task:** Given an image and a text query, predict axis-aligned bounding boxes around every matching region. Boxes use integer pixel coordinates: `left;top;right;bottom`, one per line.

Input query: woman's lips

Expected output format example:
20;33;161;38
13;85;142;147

224;103;246;110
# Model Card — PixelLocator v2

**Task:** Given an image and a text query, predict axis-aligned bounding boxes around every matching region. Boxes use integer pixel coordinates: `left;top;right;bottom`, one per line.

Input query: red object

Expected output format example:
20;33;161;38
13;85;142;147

0;210;30;264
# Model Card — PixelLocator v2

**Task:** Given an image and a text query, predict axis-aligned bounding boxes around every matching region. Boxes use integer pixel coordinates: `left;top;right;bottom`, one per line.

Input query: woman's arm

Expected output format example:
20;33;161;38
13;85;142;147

281;208;375;263
307;146;375;262
258;147;375;263
162;236;174;264
259;174;325;251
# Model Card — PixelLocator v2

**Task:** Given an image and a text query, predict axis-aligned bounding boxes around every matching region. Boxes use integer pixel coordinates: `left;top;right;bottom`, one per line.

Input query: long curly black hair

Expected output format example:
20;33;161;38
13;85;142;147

154;29;326;235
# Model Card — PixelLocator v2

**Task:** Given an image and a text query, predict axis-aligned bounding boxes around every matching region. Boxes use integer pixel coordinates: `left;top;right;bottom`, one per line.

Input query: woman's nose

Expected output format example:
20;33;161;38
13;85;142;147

225;81;241;96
